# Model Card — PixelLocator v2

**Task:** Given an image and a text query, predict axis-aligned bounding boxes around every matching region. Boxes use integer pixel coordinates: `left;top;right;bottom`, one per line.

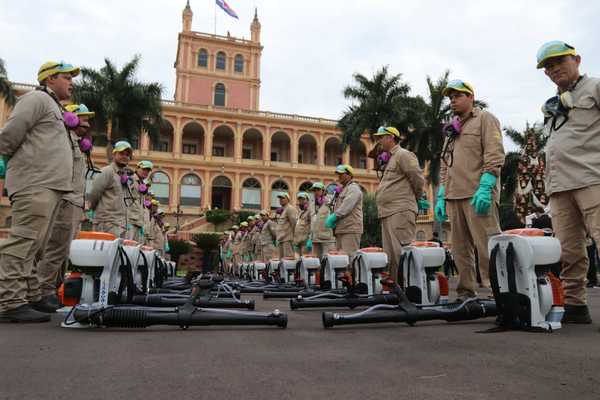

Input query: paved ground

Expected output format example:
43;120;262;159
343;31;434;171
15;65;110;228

1;284;600;400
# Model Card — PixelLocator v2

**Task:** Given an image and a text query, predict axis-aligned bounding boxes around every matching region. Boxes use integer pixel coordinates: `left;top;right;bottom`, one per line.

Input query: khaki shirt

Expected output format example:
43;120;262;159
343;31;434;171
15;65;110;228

334;181;363;234
127;174;145;227
259;220;277;246
375;145;425;218
153;222;164;252
545;75;600;195
275;204;298;242
311;197;335;243
294;207;312;244
440;107;504;200
0;88;73;196
232;231;243;254
89;163;127;227
143;209;154;244
63;131;86;208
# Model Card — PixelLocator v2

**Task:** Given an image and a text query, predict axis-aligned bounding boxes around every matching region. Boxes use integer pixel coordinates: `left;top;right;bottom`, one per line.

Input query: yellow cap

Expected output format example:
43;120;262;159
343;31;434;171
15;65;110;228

37;61;80;83
64;103;95;118
373;126;400;138
442;79;475;97
335;164;354;176
277;192;290;200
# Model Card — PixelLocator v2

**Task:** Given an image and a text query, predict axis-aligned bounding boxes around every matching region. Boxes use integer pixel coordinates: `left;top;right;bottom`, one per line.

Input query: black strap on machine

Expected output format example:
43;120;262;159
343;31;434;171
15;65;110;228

116;247;136;304
138;251;149;293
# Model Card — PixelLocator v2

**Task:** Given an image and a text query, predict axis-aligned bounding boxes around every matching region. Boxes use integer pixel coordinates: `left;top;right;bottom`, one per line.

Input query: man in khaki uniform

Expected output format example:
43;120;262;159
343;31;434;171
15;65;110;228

307;182;336;259
151;209;166;255
294;192;312;256
127;160;153;242
89;141;134;238
326;164;363;260
0;61;79;322
250;214;261;261
259;210;277;262
536;41;600;323
275;192;298;259
374;126;427;284
246;216;257;261
36;103;94;309
144;198;159;246
435;79;504;300
232;224;243;276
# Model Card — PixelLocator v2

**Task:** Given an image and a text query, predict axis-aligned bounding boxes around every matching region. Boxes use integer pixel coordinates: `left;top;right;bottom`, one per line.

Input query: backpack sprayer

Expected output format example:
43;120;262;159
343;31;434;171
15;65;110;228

290;248;399;310
60;232;252;314
489;228;564;332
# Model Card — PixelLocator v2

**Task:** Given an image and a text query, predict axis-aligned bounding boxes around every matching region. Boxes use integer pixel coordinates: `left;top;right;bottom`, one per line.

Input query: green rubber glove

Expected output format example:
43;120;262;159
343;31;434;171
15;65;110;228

126;223;133;231
434;186;447;222
0;156;7;179
86;209;96;220
471;172;497;215
306;239;313;252
325;213;337;229
165;241;170;252
139;226;145;237
275;240;279;247
226;249;232;258
417;194;430;212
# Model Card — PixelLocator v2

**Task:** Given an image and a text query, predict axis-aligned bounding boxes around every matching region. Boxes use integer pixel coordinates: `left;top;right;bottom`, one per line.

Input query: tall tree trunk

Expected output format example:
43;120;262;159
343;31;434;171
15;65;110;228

105;118;113;162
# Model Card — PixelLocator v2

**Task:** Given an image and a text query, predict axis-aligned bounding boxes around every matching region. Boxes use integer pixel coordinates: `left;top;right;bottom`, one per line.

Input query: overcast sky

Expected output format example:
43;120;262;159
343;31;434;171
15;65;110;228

2;0;599;151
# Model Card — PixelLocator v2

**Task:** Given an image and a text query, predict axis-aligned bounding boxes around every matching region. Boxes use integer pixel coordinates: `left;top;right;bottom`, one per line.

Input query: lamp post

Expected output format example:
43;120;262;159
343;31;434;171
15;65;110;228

175;203;184;233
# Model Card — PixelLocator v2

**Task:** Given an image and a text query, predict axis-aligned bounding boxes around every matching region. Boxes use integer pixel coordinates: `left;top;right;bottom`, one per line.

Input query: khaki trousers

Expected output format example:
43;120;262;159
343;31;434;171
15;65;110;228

261;244;275;262
278;241;294;259
335;233;361;261
447;198;501;298
550;185;600;305
313;241;335;260
36;200;82;296
93;222;125;238
126;224;145;243
0;187;63;311
381;210;416;283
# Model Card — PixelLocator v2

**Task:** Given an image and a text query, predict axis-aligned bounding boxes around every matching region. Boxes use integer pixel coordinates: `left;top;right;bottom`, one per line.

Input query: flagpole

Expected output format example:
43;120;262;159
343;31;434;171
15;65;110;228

214;0;217;35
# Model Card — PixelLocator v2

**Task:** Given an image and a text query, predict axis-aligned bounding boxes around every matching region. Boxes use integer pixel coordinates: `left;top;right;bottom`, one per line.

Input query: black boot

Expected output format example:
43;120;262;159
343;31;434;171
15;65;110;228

0;304;51;323
562;304;592;324
31;295;61;313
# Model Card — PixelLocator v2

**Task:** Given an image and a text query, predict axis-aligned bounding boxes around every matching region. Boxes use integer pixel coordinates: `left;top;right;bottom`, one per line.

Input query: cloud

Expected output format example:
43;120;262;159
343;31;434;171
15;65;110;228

2;0;598;151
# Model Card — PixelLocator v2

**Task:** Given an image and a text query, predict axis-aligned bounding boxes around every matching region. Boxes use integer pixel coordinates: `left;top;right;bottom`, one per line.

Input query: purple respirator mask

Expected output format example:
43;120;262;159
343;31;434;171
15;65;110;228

78;137;93;153
276;207;284;215
63;111;80;129
138;183;148;194
144;199;152;208
443;116;462;138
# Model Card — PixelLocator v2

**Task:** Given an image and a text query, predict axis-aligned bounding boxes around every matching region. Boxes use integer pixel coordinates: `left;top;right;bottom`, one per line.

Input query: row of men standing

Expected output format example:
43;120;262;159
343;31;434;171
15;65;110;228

0;61;169;322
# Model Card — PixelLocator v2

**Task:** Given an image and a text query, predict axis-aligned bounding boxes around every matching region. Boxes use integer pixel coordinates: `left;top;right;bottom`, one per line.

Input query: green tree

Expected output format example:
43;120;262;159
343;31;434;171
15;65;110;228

167;239;192;264
0;58;16;107
73;55;163;149
338;66;413;147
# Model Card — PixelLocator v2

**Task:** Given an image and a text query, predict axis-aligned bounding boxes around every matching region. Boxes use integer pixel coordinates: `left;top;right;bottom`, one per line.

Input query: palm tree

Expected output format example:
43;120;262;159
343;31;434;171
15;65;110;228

338;66;412;147
0;58;16;107
73;55;163;151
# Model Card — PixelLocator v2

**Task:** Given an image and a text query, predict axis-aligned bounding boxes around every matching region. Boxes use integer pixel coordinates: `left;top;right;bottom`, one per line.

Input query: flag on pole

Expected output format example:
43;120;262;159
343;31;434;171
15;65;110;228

216;0;239;19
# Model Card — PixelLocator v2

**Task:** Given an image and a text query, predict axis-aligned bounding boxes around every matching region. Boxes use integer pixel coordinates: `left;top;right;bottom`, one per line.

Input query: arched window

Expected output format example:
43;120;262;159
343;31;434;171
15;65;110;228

180;174;202;207
197;49;208;67
151;172;170;205
242;178;261;210
271;180;289;209
234;54;244;73
214;83;225;107
216;51;226;70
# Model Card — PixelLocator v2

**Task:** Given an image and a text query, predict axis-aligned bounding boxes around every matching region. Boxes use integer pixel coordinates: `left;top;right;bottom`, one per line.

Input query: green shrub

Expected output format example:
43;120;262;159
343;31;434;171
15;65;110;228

168;239;192;264
205;209;231;226
192;232;221;250
237;210;258;223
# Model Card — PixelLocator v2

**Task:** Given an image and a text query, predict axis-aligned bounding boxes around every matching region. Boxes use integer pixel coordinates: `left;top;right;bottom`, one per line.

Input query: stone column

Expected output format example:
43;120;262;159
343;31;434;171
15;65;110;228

205;119;213;161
